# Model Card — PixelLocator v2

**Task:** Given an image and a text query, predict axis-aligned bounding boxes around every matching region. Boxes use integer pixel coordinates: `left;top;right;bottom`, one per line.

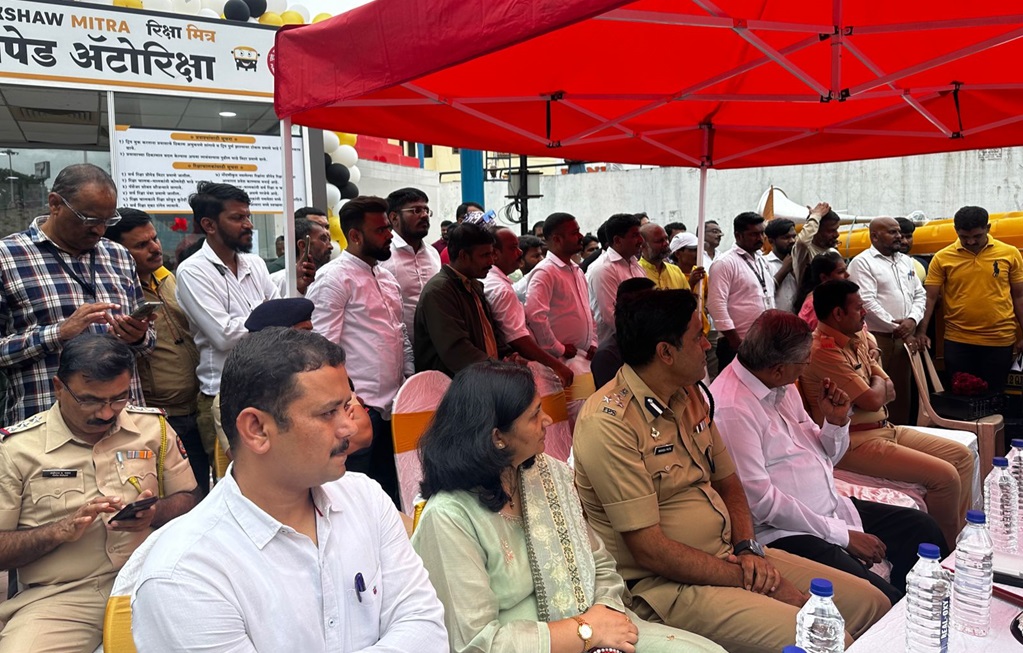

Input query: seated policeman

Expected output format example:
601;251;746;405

131;328;447;652
0;333;198;652
573;289;890;653
711;310;948;605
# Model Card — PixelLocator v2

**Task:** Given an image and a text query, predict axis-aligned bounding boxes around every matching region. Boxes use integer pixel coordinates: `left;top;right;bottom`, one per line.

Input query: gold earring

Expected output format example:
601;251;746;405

496;442;506;449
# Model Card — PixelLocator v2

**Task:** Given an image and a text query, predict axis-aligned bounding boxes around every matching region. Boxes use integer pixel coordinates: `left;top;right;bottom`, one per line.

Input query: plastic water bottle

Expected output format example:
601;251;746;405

983;457;1018;553
782;647;807;653
952;510;994;637
795;578;845;653
1007;439;1023;531
905;543;951;652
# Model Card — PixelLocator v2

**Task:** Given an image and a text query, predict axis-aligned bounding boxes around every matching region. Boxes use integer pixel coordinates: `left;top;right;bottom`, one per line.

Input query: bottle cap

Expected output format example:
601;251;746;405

967;509;986;525
782;647;807;653
994;457;1009;467
1012;439;1023;449
809;578;834;597
918;543;941;559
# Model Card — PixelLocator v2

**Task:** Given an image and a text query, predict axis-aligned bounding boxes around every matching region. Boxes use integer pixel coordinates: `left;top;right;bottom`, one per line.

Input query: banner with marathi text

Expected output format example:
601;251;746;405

0;0;275;100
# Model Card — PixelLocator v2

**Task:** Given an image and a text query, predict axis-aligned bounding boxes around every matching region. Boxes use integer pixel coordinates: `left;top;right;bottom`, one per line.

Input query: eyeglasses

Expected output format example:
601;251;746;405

400;206;433;218
57;194;121;227
464;210;496;226
62;383;130;411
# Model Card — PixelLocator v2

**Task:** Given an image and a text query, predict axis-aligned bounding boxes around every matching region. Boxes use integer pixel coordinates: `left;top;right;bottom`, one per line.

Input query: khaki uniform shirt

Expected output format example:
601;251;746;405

574;364;737;612
802;322;892;445
139;267;199;416
0;403;196;591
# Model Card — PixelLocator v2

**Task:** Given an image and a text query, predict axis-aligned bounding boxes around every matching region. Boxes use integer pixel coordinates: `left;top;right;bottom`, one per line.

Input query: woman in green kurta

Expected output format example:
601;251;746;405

411;361;725;653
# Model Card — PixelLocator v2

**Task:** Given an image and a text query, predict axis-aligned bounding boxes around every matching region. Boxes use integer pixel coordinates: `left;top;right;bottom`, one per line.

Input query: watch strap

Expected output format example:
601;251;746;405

571;615;592;652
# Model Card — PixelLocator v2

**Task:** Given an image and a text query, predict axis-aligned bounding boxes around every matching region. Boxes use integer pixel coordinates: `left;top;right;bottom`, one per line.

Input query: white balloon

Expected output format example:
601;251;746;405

197;7;219;16
288;3;310;21
334;144;358;168
265;0;286;13
80;0;114;5
325;183;341;207
171;0;201;13
200;0;224;13
332;199;346;217
348;165;361;185
322;131;340;155
145;0;174;11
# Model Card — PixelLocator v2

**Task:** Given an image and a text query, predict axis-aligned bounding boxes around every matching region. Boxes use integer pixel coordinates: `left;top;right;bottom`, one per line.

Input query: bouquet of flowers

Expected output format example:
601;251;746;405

951;372;988;396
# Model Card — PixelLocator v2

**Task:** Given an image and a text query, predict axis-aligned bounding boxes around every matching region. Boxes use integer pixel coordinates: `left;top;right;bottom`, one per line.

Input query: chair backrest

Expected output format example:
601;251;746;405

392;371;451;516
529;362;572;462
905;343;1004;482
102;526;170;653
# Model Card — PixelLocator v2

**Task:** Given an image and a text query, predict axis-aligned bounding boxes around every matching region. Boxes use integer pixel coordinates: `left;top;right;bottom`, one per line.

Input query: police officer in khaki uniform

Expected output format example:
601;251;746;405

573;289;890;653
0;333;198;652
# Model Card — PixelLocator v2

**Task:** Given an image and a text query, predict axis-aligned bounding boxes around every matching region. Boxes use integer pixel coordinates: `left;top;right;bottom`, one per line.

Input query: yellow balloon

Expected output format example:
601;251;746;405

328;215;347;249
280;10;305;25
335;132;358;147
312;12;332;23
115;0;143;7
258;12;284;26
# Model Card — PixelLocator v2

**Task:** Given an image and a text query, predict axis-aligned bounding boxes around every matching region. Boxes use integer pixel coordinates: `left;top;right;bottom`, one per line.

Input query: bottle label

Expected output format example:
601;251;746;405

939;595;950;653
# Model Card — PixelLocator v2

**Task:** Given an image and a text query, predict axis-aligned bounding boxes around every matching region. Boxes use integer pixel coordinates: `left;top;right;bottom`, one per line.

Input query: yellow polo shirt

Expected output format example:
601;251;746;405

925;237;1023;346
639;257;690;290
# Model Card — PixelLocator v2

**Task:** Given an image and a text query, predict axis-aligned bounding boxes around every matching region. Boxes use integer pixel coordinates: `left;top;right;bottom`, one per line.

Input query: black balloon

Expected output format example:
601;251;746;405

323;153;332;170
326;163;350;188
340;182;359;200
223;0;251;21
242;0;266;17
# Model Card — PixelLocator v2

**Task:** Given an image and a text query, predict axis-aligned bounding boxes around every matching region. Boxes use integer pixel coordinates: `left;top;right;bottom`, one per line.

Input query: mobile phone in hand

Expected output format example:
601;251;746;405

109;496;158;522
129;301;163;321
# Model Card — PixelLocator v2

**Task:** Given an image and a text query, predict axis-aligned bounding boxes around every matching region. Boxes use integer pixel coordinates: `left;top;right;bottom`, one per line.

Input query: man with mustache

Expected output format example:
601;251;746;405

0;333;198;652
379;187;441;347
175;181;278;473
104;209;208;495
132;328;447;652
268;216;333;297
0;163;156;426
308;196;410;509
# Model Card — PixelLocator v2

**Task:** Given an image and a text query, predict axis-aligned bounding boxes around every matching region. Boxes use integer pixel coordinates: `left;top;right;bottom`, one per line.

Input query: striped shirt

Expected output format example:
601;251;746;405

0;217;153;425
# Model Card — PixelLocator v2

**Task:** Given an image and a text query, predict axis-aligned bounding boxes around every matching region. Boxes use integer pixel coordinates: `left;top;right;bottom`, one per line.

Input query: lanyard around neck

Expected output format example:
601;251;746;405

38;241;96;299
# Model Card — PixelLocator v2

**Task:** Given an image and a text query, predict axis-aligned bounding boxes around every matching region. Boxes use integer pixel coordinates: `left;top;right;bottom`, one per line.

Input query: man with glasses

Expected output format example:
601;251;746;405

0;333;198;652
379;187;441;346
0;163;155;426
175;181;278;469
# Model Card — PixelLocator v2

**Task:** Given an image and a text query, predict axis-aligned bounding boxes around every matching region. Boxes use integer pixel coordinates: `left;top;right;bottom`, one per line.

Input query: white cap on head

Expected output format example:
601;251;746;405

669;232;699;254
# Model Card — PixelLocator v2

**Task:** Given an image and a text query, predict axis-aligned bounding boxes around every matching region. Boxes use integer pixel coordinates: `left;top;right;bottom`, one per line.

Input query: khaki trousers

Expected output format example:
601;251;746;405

0;576;110;653
196;392;218;461
836;424;973;550
631;547;890;653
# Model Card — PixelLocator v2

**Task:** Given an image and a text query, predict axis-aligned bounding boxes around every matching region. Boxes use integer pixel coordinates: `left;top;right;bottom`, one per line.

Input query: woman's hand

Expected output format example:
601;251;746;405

584;605;639;653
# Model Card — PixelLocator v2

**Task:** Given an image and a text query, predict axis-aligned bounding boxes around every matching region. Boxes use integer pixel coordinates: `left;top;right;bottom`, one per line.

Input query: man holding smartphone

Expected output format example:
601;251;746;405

268;215;333;297
105;209;209;495
0;164;156;426
0;333;198;652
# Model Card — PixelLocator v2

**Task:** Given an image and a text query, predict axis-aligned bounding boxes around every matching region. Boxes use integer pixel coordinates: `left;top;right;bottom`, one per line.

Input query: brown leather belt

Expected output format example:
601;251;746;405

849;420;889;432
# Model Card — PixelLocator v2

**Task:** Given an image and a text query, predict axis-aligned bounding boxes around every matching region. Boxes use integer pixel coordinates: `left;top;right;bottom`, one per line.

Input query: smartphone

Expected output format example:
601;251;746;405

129;301;163;320
109;496;158;522
297;235;311;266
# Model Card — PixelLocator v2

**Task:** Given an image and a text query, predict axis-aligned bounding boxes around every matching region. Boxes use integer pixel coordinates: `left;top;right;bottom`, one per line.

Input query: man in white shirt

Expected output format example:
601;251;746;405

379;187;441;346
268;215;333;297
702;220;724;269
308;196;410;509
707;212;776;369
764;218;798;313
711;310;946;605
484;226;573;388
175;181;278;463
847;217;926;425
587;213;646;342
130;328;447;652
792;202;837;287
525;213;598;372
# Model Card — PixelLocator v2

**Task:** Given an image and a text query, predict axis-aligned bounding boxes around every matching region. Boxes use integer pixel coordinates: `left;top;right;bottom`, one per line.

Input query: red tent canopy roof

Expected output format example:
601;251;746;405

274;0;1023;169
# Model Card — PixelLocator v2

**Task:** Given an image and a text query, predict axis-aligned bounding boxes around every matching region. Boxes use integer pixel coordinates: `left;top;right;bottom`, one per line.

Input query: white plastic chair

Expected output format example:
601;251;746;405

391;371;451;517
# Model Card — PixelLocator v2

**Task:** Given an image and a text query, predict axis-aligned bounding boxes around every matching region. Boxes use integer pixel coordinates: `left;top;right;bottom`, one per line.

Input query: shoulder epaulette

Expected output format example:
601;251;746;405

596;386;631;419
0;413;46;440
125;405;166;416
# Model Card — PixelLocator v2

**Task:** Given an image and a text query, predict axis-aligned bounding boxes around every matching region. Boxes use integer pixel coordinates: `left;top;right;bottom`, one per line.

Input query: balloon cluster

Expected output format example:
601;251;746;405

322;132;360;246
88;0;334;26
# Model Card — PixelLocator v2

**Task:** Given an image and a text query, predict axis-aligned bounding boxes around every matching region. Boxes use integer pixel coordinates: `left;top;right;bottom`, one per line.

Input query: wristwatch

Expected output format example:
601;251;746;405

733;539;765;558
572;615;593;651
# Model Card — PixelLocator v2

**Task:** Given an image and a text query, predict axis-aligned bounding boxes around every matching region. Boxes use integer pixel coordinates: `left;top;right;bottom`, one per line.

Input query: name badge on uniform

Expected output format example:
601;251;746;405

41;469;78;478
654;444;674;455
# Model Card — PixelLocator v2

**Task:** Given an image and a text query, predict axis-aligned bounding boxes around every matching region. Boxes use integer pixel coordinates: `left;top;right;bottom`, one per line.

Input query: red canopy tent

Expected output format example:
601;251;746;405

272;0;1023;269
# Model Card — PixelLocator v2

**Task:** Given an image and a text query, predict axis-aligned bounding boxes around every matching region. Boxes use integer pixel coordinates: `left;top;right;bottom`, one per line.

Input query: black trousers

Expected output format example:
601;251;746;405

347;407;402;511
770;498;948;605
716;336;738;370
166;412;210;496
943;339;1014;394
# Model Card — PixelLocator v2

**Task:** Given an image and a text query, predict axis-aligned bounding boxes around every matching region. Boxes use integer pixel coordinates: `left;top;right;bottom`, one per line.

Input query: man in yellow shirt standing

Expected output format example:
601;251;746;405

638;222;690;290
916;206;1023;393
